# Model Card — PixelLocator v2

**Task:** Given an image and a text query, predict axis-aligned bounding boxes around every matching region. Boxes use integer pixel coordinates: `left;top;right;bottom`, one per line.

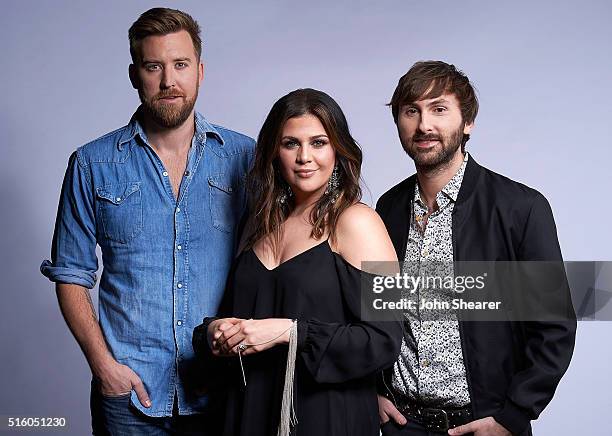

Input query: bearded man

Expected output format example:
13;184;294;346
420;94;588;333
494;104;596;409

41;8;254;435
376;61;575;436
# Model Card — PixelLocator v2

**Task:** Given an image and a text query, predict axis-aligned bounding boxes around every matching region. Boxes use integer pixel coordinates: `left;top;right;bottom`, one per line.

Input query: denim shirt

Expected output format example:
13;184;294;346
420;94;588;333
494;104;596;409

41;109;254;417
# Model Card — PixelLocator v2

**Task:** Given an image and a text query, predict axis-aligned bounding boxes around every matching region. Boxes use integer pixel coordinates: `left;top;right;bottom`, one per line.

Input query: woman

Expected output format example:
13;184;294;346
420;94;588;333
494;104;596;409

193;89;402;436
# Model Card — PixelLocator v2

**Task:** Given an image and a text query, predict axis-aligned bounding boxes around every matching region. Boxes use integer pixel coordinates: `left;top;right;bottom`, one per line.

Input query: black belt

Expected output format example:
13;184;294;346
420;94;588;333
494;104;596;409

397;398;473;433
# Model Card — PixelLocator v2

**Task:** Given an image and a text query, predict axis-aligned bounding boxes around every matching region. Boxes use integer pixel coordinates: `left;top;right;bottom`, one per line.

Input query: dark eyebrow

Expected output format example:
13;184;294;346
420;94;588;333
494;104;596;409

141;57;193;65
426;98;450;107
281;134;329;141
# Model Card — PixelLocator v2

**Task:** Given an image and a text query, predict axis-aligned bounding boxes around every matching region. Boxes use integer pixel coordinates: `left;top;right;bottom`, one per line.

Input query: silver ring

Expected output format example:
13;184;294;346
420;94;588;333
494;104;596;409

238;343;247;352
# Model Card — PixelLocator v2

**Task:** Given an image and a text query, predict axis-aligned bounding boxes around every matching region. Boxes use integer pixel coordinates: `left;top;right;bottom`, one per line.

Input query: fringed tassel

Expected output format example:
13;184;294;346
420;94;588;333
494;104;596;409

277;320;298;436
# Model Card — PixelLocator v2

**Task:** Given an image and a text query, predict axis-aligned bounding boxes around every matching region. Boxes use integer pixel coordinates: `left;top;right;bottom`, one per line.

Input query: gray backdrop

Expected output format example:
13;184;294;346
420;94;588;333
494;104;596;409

1;0;610;434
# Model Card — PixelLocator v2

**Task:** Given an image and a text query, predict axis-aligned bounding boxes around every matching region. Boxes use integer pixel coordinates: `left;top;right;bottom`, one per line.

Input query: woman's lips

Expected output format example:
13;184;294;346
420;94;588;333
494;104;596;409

294;169;317;178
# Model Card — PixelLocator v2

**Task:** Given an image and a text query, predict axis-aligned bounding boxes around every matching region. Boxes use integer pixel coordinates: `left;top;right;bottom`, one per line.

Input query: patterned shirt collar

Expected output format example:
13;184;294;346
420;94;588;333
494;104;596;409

414;152;469;209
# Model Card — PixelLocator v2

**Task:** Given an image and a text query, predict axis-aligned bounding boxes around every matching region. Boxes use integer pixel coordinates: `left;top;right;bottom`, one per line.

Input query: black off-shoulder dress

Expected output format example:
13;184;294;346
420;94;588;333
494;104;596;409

193;240;402;436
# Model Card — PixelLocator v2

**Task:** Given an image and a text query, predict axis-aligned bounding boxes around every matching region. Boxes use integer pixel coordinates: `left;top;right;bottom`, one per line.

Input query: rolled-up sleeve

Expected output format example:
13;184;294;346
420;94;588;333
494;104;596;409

40;150;98;289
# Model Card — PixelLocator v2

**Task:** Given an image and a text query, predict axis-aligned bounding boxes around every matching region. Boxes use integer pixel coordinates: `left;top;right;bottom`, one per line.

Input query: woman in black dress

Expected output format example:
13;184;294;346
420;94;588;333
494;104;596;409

193;89;402;436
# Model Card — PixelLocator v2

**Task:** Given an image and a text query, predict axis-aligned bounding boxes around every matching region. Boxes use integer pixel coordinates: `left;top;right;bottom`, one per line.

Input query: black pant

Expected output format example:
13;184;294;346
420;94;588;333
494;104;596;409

381;419;473;436
381;419;534;436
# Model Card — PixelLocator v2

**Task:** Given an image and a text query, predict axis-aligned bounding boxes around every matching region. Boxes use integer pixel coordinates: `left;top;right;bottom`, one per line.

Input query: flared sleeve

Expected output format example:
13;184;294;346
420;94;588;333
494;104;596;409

297;254;402;384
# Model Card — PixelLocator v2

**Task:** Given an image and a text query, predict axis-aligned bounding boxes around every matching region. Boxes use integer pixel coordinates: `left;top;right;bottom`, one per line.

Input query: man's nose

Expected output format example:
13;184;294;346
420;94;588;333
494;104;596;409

160;67;176;89
418;112;434;133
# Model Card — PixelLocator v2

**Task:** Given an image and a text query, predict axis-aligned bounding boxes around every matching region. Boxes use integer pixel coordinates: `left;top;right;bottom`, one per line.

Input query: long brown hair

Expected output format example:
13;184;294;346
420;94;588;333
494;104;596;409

246;89;362;254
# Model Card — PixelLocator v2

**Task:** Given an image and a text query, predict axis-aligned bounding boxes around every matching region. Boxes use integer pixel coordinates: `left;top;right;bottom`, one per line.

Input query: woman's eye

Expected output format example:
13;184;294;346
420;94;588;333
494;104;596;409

282;141;298;148
312;139;327;147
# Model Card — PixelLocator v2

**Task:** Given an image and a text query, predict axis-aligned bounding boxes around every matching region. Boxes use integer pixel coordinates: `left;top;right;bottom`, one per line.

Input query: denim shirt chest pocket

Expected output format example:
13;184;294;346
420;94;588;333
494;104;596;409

96;181;143;243
208;174;243;233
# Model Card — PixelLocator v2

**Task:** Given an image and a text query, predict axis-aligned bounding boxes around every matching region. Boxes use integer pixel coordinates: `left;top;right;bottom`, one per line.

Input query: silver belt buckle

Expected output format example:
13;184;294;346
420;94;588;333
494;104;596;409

421;407;449;432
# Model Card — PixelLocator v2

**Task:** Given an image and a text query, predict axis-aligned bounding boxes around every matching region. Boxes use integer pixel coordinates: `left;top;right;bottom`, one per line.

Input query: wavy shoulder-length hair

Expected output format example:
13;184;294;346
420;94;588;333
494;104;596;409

245;88;362;253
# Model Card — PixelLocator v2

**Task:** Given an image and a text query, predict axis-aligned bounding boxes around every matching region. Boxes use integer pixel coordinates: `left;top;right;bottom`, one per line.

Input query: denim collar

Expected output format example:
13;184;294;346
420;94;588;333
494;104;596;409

117;106;224;150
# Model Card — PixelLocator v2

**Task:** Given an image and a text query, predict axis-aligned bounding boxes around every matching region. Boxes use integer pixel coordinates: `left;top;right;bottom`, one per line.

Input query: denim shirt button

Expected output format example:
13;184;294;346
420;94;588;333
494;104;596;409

177;245;182;250
46;110;255;415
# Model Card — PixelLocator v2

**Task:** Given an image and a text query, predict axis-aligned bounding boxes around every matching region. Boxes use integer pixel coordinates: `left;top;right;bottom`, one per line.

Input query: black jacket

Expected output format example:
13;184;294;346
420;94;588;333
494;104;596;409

375;156;576;435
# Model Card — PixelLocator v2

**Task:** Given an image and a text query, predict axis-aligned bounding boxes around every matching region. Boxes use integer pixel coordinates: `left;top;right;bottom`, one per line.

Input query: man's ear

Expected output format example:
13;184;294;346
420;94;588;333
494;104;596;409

463;121;474;135
129;64;140;90
198;61;204;86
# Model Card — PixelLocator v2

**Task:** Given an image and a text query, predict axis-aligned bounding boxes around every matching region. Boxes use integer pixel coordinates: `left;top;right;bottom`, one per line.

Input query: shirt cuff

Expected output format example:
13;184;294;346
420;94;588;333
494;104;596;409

40;260;97;289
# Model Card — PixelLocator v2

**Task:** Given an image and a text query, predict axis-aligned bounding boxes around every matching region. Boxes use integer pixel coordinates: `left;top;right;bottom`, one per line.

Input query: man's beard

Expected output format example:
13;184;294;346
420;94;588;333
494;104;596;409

140;87;198;129
403;125;464;172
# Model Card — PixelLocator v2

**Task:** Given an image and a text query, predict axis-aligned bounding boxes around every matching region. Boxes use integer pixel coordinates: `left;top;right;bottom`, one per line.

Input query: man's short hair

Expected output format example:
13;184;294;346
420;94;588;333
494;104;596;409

128;8;202;63
389;61;479;126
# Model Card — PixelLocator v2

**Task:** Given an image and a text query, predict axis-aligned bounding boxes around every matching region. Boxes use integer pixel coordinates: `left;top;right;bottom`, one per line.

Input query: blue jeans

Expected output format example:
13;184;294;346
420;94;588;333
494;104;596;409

90;380;222;435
